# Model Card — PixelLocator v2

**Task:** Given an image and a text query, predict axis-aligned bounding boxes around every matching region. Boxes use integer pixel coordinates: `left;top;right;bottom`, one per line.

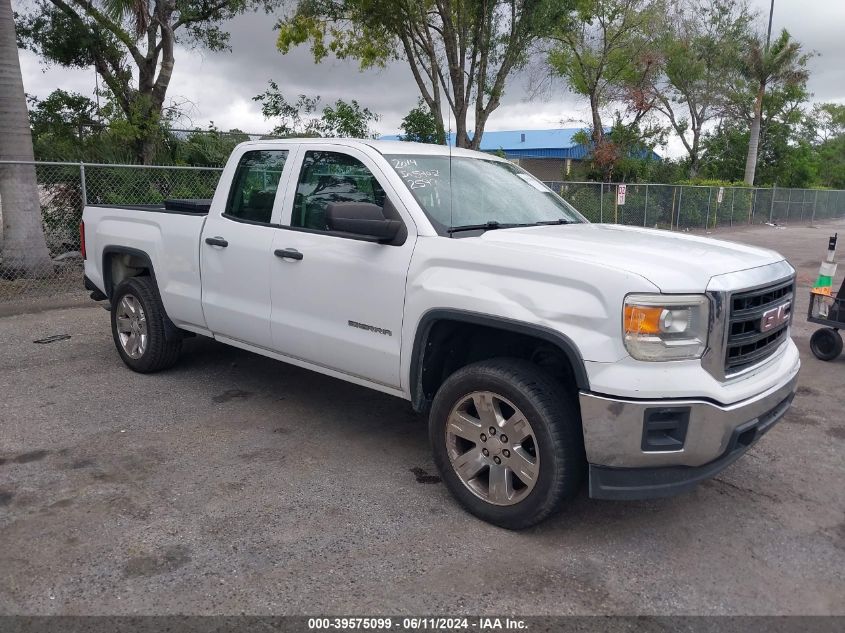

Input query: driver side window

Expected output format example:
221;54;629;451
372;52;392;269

292;151;386;231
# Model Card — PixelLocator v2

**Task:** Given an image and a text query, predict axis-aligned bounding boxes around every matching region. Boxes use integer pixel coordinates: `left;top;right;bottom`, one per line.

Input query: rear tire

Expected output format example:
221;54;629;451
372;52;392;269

429;358;584;530
110;276;182;373
810;327;842;361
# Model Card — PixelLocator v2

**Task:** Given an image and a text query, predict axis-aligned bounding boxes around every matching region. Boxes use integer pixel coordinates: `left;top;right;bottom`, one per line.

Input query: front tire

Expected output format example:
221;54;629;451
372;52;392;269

429;358;585;529
110;276;182;373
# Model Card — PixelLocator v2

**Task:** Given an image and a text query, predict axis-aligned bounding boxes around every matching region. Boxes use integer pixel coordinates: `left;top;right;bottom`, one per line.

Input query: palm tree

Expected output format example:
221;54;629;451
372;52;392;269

0;0;53;277
742;29;808;185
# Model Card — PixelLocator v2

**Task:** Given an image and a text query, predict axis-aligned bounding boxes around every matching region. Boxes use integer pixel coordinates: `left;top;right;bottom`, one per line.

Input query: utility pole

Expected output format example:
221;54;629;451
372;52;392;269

766;0;775;51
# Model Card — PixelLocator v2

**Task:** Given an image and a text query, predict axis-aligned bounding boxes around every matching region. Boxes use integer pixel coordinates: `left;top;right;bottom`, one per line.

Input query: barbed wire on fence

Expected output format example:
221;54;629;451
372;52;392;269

1;161;844;302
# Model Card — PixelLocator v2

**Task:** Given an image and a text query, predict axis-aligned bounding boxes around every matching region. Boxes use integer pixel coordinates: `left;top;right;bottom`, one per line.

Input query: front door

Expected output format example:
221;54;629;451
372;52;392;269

269;145;416;388
201;148;291;349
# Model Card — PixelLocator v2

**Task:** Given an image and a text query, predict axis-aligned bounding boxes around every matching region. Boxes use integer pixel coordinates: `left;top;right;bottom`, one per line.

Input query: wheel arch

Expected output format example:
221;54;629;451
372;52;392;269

102;246;158;300
409;309;590;413
103;246;185;341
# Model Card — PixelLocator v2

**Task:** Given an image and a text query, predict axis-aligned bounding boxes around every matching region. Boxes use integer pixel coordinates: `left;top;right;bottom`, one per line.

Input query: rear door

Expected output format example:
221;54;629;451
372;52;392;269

269;144;417;389
201;148;293;348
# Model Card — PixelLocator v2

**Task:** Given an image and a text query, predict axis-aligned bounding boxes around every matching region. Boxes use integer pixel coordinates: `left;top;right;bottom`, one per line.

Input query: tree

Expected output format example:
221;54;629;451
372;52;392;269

27;90;102;161
740;29;810;184
547;0;662;148
572;115;664;181
815;134;845;189
700;79;815;187
276;0;576;149
179;125;250;166
254;80;379;138
17;0;277;164
807;104;845;188
0;0;53;277
399;99;444;144
805;103;845;145
649;0;751;177
320;99;379;138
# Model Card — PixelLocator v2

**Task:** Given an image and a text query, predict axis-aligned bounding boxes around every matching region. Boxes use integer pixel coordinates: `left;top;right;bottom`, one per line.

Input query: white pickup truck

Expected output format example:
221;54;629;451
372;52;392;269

82;139;799;528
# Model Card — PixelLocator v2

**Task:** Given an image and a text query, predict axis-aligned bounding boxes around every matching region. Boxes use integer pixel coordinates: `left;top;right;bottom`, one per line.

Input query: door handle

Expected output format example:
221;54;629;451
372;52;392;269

205;237;228;247
274;248;303;261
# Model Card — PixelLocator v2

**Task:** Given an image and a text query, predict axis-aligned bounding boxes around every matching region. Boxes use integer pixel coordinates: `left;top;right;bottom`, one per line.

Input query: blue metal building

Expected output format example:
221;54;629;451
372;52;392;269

381;128;589;180
380;127;659;181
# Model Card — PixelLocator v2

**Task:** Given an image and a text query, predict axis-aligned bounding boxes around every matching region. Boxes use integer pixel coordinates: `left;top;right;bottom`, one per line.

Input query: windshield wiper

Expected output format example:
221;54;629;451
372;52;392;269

531;219;575;226
447;221;517;234
447;219;575;234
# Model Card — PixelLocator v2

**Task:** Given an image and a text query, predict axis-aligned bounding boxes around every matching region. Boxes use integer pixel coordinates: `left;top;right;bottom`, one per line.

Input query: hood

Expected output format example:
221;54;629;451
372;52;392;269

479;223;785;292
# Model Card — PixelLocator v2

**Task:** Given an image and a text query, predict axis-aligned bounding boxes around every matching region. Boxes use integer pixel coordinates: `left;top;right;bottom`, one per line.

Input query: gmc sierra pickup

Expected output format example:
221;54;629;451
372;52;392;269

82;139;799;529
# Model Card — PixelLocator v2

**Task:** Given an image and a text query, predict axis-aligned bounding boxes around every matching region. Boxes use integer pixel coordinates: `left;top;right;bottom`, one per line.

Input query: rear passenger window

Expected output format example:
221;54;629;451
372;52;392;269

293;151;386;231
225;150;288;224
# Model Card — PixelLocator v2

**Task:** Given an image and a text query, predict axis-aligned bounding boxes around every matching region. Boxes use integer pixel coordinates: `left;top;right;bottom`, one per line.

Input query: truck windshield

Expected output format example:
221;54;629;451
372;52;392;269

385;154;586;234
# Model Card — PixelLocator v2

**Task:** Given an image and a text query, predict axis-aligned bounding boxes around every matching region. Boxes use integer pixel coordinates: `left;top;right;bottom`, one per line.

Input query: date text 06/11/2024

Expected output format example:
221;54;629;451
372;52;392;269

306;617;528;630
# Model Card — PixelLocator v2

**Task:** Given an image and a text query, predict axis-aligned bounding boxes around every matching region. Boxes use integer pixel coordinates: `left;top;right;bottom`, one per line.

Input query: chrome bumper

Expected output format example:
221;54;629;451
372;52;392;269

579;367;799;470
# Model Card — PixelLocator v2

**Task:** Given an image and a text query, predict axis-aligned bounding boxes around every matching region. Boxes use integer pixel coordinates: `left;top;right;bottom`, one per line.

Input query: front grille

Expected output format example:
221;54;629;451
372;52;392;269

725;278;794;373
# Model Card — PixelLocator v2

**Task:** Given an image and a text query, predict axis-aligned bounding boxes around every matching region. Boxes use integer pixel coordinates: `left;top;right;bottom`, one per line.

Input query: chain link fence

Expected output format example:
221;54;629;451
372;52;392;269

1;161;845;303
549;181;845;229
0;161;223;303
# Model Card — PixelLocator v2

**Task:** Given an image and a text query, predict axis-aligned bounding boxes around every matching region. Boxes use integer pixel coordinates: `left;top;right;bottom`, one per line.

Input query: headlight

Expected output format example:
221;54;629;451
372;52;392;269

623;294;710;361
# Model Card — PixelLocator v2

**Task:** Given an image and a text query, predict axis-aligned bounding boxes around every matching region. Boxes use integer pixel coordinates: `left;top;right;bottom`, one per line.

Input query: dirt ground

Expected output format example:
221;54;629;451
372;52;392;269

0;219;843;616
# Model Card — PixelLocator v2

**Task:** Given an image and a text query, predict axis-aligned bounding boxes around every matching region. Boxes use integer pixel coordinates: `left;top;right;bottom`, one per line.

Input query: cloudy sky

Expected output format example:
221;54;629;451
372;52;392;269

15;0;845;157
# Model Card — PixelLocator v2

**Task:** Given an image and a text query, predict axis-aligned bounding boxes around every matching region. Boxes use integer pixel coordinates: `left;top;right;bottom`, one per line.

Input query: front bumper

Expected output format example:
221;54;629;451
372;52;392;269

579;363;799;500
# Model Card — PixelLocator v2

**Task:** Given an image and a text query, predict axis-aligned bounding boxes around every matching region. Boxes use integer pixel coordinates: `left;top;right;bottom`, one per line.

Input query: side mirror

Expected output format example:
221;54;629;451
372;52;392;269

326;202;401;243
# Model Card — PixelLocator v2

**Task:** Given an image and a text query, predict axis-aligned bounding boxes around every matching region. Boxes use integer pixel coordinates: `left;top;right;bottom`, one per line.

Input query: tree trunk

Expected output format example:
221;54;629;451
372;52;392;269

590;94;603;145
0;0;53;277
139;136;157;165
743;82;765;185
454;116;470;149
688;133;700;179
433;111;447;145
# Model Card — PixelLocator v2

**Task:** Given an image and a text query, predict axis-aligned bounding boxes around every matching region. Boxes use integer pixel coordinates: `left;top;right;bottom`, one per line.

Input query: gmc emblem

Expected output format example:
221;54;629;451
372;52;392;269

760;302;791;332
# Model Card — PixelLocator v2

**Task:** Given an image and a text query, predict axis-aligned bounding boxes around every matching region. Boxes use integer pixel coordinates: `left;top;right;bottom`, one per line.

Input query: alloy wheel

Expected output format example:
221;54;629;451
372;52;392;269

115;293;148;359
445;391;540;506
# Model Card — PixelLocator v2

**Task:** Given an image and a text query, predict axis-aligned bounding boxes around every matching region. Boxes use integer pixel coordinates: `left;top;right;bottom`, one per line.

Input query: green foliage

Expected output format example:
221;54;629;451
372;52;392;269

276;0;578;148
27;90;101;161
805;103;845;144
178;125;251;166
804;103;845;188
254;80;322;136
253;80;379;138
652;0;752;176
548;0;663;145
27;90;252;166
675;178;748;187
737;28;811;184
815;135;845;189
576;115;666;182
741;29;811;94
699;74;832;188
17;0;279;163
15;2;119;69
699;123;747;182
398;100;444;144
548;0;657;94
321;99;379;138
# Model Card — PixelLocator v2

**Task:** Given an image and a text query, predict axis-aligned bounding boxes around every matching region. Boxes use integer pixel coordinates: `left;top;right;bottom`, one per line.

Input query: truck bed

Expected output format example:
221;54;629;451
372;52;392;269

83;201;209;330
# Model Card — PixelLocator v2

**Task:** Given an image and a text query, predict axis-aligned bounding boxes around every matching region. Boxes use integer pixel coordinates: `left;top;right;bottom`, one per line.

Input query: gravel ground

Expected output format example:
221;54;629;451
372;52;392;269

0;220;843;616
